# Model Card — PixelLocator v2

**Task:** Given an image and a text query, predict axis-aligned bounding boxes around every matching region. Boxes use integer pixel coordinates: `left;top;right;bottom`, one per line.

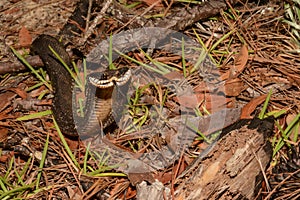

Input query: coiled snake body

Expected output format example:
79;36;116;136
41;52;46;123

31;28;241;174
31;35;132;137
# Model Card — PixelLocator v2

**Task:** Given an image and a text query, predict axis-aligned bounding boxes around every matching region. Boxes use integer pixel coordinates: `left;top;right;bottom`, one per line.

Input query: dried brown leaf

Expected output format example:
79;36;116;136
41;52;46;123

0;91;16;112
19;26;32;47
141;0;163;7
163;71;184;80
221;45;248;80
241;94;267;119
234;45;248;72
224;78;245;97
8;87;27;99
0;127;8;141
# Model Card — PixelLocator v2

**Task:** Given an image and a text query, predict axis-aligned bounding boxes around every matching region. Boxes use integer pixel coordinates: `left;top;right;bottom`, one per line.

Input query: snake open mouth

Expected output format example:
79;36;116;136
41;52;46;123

88;67;132;88
31;35;132;137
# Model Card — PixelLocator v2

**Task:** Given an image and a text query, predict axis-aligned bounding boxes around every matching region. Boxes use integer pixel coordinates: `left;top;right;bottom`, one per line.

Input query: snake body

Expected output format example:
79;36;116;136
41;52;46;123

31;35;131;137
77;68;131;137
30;29;242;174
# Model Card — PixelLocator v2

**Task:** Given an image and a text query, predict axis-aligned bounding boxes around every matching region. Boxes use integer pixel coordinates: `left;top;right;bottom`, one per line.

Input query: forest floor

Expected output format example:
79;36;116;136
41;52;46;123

0;0;299;199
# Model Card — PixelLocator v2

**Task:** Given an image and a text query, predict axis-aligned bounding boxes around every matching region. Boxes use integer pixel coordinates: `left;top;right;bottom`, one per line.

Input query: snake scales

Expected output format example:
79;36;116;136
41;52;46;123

31;35;132;138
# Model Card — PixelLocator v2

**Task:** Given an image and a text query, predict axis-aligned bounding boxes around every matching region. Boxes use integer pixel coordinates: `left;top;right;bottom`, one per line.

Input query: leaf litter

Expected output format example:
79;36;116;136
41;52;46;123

0;0;300;199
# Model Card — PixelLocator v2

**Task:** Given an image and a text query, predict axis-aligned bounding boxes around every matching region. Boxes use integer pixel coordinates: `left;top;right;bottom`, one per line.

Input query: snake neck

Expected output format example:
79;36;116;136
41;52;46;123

32;35;131;137
75;85;114;137
31;35;77;136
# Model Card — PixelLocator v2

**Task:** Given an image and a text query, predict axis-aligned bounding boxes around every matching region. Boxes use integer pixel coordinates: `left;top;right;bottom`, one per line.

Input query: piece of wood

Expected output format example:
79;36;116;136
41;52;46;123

175;117;274;200
137;180;170;200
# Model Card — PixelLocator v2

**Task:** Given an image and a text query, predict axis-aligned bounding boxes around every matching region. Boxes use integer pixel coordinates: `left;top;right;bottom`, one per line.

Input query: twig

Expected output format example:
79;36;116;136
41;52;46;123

0;56;43;75
264;168;300;200
85;0;93;33
79;0;113;46
252;148;271;191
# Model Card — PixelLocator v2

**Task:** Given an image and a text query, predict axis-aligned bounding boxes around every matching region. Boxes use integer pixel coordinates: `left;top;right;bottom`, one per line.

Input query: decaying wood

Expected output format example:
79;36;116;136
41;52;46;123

175;117;274;200
137;180;170;200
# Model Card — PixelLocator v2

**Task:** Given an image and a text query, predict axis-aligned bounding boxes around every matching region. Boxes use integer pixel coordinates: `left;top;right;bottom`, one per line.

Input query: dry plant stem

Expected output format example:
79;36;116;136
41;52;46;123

84;0;93;33
79;0;113;46
163;0;174;17
264;168;300;200
56;147;82;191
252;148;271;191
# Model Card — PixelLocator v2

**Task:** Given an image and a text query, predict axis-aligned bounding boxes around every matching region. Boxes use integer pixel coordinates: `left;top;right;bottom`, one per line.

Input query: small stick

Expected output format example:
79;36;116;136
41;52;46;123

79;0;113;46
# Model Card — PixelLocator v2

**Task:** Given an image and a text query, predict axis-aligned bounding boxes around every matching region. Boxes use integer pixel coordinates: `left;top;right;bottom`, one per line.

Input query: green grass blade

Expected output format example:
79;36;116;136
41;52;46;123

264;110;286;119
258;89;272;119
14;169;24;186
210;29;235;52
0;177;8;193
108;34;115;70
186;120;210;143
139;48;171;74
115;49;166;75
83;58;87;86
83;143;90;174
284;113;300;136
4;156;14;180
48;45;84;91
36;132;49;189
273;113;300;156
0;183;35;199
16;110;52;121
52;116;80;169
10;47;52;90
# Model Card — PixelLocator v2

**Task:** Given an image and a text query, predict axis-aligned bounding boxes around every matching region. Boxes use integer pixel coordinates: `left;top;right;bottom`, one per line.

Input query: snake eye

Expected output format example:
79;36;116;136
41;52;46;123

101;74;107;80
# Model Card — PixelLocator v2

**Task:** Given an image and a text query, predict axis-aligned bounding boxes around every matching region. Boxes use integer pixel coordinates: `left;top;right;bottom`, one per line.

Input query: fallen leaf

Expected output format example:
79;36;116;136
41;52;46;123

128;172;155;186
286;113;296;126
240;94;267;119
195;93;231;111
141;0;163;7
0;127;8;141
67;185;81;199
163;70;184;80
19;26;32;47
224;78;245;96
0;91;16;112
8;87;27;99
221;45;248;80
66;138;80;150
234;45;248;73
0;151;13;163
174;95;198;108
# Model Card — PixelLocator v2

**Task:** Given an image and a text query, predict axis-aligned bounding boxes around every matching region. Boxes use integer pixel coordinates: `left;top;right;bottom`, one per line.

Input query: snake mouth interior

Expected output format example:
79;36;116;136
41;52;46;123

89;67;132;88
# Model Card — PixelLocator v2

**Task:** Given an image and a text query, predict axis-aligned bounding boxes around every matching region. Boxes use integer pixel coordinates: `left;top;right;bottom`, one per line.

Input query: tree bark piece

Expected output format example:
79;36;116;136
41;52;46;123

137;180;170;200
175;117;274;200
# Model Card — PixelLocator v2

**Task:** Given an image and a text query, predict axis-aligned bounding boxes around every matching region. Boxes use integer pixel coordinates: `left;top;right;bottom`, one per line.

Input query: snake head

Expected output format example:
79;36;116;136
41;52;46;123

88;67;132;88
